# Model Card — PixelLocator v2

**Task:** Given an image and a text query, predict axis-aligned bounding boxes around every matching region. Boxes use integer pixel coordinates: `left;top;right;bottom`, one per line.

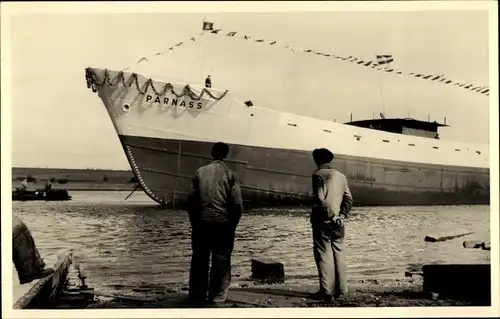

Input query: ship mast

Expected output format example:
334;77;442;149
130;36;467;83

376;65;387;118
374;52;394;117
194;20;206;85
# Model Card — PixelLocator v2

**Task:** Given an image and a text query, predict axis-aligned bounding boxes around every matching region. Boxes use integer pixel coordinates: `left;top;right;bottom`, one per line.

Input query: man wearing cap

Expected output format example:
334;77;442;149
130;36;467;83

186;142;244;305
309;148;353;303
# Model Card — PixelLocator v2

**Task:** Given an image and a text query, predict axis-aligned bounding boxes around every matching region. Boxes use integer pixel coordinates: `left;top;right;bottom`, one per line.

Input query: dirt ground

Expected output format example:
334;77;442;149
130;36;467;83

85;278;487;308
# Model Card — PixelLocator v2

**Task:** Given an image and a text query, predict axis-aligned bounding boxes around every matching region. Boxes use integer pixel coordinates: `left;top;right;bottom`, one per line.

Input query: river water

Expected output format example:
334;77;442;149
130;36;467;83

12;191;490;297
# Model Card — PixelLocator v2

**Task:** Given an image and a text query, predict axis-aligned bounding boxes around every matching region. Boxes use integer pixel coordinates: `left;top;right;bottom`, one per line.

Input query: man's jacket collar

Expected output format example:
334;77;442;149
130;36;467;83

317;163;333;170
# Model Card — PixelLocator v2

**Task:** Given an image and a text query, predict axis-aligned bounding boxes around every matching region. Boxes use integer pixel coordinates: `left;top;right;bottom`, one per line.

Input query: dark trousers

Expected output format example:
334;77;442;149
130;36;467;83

188;221;236;302
312;222;348;297
12;215;46;283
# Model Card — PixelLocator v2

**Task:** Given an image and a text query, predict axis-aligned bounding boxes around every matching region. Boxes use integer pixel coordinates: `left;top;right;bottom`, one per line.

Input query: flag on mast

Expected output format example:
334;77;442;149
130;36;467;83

203;21;214;31
375;54;394;66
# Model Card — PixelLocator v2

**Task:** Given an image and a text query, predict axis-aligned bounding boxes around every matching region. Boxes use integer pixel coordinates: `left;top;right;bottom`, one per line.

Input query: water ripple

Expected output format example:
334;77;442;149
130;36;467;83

12;191;490;295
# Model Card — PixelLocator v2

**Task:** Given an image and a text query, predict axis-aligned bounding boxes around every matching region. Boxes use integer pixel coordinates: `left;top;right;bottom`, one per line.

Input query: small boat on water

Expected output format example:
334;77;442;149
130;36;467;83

12;188;72;201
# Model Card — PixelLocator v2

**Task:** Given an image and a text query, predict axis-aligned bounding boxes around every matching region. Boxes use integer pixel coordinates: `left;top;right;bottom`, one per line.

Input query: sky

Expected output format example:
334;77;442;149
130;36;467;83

3;3;493;169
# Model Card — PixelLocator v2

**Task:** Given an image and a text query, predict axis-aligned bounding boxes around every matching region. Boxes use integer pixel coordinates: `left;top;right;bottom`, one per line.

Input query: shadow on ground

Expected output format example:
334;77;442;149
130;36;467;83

84;283;488;308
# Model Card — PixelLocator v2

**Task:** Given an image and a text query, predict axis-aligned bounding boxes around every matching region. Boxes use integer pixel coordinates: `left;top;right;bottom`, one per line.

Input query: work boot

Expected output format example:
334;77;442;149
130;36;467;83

309;291;335;304
208;292;227;304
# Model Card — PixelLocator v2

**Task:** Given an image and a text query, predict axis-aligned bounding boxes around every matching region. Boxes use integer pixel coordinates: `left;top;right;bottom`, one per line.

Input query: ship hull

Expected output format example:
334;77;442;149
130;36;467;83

119;134;490;208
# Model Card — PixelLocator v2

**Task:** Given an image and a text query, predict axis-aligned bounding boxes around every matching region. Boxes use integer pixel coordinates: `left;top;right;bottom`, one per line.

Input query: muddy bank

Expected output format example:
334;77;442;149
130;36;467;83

85;278;486;308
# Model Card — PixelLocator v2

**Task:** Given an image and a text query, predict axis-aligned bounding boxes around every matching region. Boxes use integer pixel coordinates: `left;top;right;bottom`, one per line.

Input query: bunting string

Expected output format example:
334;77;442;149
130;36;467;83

201;24;489;97
121;33;202;71
121;21;489;97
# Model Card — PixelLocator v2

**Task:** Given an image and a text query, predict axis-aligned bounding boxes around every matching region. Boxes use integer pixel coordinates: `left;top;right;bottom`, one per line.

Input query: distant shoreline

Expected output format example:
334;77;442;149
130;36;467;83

11;167;137;191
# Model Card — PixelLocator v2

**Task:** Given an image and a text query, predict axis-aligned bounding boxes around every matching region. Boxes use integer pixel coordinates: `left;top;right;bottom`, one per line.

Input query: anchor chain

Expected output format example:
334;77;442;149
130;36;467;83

85;68;228;101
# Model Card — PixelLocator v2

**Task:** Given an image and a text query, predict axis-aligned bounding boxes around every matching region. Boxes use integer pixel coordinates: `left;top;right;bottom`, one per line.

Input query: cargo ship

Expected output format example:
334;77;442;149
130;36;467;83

84;63;489;208
84;22;489;207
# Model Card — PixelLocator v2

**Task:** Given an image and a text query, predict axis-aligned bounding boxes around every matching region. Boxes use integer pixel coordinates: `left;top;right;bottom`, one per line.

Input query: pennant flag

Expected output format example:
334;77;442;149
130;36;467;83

376;54;394;65
243;35;251;40
175;42;183;47
137;57;147;63
254;39;264;42
270;41;276;45
364;61;373;66
431;74;445;81
211;29;221;34
423;75;433;79
190;37;196;41
445;80;452;84
304;49;312;53
482;88;490;93
385;69;394;72
155;52;163;56
226;31;237;36
168;47;174;51
414;74;423;78
396;71;403;74
203;21;214;31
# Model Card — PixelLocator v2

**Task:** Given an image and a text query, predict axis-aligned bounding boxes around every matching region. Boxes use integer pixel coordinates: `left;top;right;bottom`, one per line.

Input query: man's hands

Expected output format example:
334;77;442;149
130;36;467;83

334;215;345;227
325;215;345;227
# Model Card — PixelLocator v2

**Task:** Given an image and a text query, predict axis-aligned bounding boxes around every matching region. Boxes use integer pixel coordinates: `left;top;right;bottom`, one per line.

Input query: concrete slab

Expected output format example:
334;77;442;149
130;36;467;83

251;259;285;284
422;264;490;303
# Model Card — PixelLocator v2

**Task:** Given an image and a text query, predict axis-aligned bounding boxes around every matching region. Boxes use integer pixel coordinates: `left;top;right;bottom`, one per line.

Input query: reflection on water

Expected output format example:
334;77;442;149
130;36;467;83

12;191;490;296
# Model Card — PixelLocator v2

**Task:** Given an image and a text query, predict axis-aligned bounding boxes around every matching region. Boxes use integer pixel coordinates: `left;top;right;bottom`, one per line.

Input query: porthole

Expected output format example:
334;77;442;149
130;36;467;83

122;104;131;112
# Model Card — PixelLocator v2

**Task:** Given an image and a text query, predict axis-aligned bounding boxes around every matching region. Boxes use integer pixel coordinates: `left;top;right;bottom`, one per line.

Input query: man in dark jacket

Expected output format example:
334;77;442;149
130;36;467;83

187;142;244;305
309;148;353;303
